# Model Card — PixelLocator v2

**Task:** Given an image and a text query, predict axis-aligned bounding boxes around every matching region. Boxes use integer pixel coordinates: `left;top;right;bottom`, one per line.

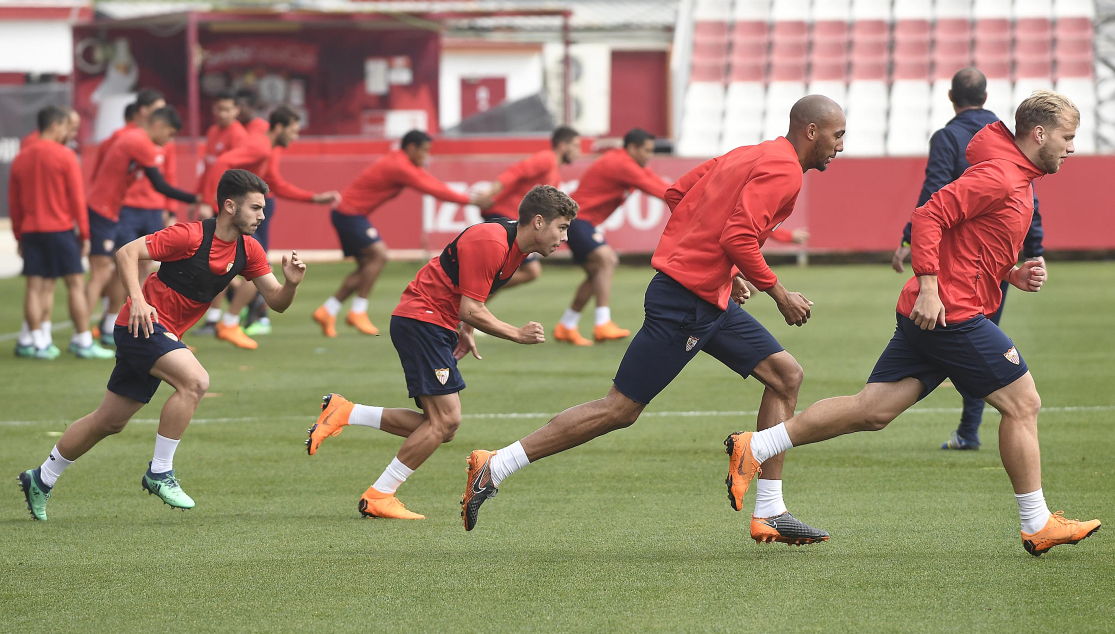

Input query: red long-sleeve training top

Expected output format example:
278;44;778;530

487;150;561;220
897;122;1044;322
201;134;314;205
9;139;89;240
197;121;248;195
654;137;803;309
335;150;470;216
571;149;668;226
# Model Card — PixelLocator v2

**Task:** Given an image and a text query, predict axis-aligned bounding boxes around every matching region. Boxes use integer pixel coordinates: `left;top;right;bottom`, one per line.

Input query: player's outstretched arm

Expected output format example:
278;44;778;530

459;296;544;344
253;250;306;312
115;238;158;338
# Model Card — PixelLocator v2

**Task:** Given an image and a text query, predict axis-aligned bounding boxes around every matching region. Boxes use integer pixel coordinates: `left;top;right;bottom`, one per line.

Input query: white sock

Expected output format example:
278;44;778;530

41;321;52;345
102;313;117;333
31;328;49;350
18;321;33;347
350;297;369;314
594;306;611;326
38;446;73;488
490;441;530;486
72;330;93;347
560;308;581;329
323;296;342;316
754;479;788;517
371;457;414;495
221;312;241;327
206;307;222;322
350;404;383;428
150;434;180;474
1017;488;1052;534
751;423;794;464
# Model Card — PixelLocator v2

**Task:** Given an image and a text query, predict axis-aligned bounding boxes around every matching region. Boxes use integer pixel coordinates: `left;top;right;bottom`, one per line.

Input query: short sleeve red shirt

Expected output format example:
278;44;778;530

115;222;272;337
392;223;527;331
86;128;163;221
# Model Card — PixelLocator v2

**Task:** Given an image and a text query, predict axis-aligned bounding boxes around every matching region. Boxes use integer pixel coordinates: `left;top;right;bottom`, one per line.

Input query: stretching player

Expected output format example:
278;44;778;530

479;126;580;289
17;170;305;521
10;106;112;359
729;92;1100;556
461;96;844;541
306;186;576;519
311;130;491;338
553;128;668;346
235;87;270;136
891;67;1046;451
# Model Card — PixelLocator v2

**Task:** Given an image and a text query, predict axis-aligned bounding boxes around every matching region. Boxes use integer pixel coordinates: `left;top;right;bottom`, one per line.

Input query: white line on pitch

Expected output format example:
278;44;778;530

0;320;74;342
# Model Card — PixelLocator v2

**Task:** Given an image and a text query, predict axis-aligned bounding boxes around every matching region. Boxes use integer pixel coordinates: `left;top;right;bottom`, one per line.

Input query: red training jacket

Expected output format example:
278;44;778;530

335;150;470;217
8;139;89;241
571;148;668;226
488;150;561;220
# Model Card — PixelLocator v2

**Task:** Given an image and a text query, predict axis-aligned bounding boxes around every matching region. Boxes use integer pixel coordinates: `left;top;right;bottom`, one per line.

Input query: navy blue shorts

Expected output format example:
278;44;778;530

331;209;381;258
482;214;537;264
566;217;606;264
88;207;118;256
868;313;1029;400
613;272;785;404
116;206;164;247
20;230;83;278
107;323;188;404
253;197;277;252
390;315;465;406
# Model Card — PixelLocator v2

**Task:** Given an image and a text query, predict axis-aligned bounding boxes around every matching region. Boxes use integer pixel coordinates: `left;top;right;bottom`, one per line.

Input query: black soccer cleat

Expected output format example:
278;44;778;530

750;511;830;546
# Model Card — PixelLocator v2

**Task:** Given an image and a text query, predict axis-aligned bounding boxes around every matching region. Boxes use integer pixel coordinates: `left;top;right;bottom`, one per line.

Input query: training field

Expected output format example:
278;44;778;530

1;260;1112;632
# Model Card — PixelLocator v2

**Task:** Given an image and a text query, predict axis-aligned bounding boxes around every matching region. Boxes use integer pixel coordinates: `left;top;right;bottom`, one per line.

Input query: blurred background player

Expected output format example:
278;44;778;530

890;67;1046;451
479;125;581;290
311;129;491;338
235;87;270;136
85;105;200;349
305;185;574;520
553;128;668;346
10;106;113;360
20;106;79;150
200;105;339;349
18;170;305;521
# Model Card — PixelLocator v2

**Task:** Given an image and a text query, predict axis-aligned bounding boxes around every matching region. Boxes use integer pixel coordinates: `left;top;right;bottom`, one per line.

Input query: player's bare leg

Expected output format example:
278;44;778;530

85;255;114;329
20;276;50;358
62;272;112;358
555;250;622;346
315;242;387;337
307;393;427;455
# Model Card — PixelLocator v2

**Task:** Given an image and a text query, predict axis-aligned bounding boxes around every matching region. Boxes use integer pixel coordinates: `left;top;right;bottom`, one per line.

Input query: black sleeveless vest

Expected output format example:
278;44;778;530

157;218;247;303
439;218;520;295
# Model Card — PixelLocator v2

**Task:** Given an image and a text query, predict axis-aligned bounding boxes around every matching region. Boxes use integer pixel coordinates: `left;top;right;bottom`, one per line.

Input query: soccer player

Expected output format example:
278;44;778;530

235;87;270;136
553;128;668;346
461;96;844;540
891;68;1046;451
728;91;1100;556
85;105;200;348
20;106;79;150
10;106;112;360
306;185;576;520
17;170;306;521
201;105;339;348
311;130;491;338
479;126;580;289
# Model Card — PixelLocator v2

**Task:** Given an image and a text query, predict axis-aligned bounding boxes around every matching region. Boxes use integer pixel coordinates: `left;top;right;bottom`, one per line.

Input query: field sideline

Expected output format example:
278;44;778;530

1;260;1113;633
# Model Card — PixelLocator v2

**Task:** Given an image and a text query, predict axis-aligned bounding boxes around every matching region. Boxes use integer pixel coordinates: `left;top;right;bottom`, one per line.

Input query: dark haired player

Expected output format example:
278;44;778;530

235;87;270;136
311;129;492;338
18;170;306;521
478;125;580;289
306;185;576;520
462;97;844;541
554;128;668;346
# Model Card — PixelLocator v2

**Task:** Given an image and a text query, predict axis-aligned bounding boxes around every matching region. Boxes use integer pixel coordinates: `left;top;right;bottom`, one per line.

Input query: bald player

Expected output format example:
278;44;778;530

461;96;846;541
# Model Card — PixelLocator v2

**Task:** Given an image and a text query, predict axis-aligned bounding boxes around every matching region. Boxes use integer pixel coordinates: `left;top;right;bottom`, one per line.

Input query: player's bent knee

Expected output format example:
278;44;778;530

859;411;895;432
436;417;461;442
181;372;210;402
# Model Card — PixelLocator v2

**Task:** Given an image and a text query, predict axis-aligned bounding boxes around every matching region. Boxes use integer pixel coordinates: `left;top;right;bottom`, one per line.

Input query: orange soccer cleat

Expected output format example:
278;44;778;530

1021;511;1101;556
593;321;631;342
306;393;354;455
345;311;379;336
312;305;337;338
462;450;499;531
358;488;425;520
724;431;763;512
215;322;258;350
553;323;593;346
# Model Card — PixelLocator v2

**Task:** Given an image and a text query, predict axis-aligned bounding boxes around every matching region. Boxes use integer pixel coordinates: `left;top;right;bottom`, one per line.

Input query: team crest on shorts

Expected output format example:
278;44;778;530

163;332;179;342
434;368;450;385
592;230;604;244
367;227;379;240
225;262;234;273
685;336;699;352
103;239;114;253
1003;346;1020;365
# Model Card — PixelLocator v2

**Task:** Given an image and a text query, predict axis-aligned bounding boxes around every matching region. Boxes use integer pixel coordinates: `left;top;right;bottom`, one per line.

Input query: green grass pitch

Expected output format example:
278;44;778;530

1;260;1112;633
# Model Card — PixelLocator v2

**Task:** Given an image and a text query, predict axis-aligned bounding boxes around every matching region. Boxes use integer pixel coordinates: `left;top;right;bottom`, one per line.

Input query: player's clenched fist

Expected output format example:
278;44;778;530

282;250;306;285
1011;260;1046;292
516;321;545;344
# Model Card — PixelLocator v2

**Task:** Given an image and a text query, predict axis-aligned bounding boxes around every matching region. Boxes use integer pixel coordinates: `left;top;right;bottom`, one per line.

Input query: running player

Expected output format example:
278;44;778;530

553;128;668;346
17;170;306;521
10;106;113;360
460;96;844;540
311;130;492;338
728;91;1100;556
479;126;580;289
200;105;339;349
891;67;1046;451
306;185;576;520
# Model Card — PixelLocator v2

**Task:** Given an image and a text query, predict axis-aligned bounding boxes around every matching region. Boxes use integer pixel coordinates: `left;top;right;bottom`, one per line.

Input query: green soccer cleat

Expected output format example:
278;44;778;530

18;469;51;521
70;341;116;359
243;318;272;337
14;343;34;358
31;346;59;360
141;466;195;510
99;332;116;348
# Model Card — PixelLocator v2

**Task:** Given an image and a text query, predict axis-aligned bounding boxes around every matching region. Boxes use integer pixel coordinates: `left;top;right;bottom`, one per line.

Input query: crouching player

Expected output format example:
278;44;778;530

18;170;305;520
305;185;577;520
